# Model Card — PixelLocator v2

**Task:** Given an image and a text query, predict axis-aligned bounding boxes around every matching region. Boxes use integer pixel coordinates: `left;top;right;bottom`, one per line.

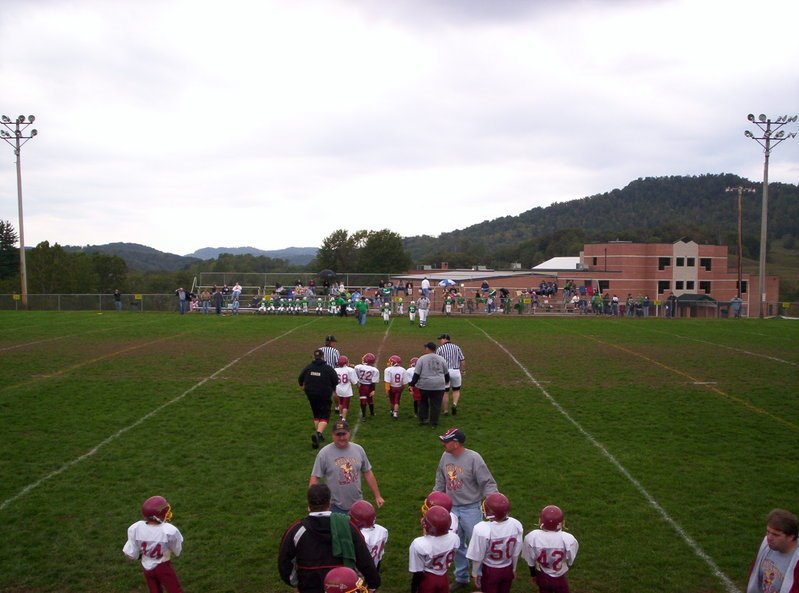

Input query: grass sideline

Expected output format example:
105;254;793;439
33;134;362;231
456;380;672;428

0;311;797;593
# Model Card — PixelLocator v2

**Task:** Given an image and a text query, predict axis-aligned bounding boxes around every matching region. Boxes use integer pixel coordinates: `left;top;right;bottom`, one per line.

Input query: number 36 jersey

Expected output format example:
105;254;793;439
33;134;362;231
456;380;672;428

521;529;579;578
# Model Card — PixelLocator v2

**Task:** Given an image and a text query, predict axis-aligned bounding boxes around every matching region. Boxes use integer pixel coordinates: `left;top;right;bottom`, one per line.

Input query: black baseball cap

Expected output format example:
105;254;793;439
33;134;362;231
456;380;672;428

438;333;451;340
439;428;466;443
332;420;350;434
325;335;337;343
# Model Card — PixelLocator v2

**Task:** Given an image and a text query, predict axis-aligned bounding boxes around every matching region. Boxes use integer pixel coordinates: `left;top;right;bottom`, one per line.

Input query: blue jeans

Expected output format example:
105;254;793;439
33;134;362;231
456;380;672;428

358;311;366;325
452;502;482;583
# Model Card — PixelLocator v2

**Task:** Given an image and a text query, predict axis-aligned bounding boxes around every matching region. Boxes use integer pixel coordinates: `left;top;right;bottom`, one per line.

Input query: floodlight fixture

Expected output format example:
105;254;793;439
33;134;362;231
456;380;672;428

743;112;799;317
0;112;39;309
31;129;37;137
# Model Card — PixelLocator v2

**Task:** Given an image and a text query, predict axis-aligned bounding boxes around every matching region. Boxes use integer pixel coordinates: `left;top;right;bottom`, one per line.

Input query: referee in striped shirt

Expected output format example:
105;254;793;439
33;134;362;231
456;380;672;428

319;335;340;367
437;333;465;416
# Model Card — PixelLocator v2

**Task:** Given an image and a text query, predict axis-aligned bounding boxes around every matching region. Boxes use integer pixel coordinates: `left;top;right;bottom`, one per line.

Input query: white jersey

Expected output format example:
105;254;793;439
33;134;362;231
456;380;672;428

384;365;407;388
361;523;389;567
522;529;578;578
466;518;524;572
354;364;380;385
123;521;183;571
335;366;359;398
408;532;460;575
403;366;416;385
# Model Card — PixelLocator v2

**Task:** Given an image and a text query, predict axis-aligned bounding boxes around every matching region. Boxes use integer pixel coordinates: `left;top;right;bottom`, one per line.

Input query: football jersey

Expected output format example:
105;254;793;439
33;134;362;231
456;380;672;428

408;532;460;575
354;364;379;385
384;365;407;388
403;366;416;385
522;529;578;578
361;523;389;567
466;517;524;570
335;366;359;397
123;520;183;571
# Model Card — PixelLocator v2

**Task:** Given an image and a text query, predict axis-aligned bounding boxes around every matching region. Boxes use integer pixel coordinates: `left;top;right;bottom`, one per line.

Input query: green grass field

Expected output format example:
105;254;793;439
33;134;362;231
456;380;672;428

1;311;797;593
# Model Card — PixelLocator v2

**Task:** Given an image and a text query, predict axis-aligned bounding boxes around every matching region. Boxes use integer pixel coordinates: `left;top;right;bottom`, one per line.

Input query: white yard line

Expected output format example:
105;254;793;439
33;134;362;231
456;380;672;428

468;320;742;593
0;322;315;512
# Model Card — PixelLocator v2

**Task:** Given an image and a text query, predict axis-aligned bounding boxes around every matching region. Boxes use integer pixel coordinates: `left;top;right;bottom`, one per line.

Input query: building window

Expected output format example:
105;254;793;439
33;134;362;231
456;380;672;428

676;257;685;267
658;257;670;270
738;280;748;294
658;280;670;294
592;257;597;266
700;258;712;271
700;281;711;293
675;281;684;290
687;257;695;267
686;281;695;290
598;280;609;292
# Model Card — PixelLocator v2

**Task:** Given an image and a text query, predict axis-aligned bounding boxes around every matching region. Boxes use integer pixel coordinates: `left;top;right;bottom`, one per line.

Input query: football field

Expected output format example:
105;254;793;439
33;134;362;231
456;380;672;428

1;311;797;593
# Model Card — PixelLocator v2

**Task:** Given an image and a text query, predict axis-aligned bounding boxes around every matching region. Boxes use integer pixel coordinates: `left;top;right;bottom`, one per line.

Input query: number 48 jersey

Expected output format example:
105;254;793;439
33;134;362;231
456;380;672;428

521;528;579;578
466;516;524;569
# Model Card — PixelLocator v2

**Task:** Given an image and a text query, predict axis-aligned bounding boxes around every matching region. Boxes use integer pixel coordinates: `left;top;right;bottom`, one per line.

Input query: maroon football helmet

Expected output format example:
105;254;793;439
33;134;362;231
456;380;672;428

482;492;510;521
349;500;376;529
388;354;402;366
337;355;349;367
422;505;452;536
539;505;564;531
409;357;419;367
141;495;172;523
324;566;367;593
362;353;376;365
421;491;453;515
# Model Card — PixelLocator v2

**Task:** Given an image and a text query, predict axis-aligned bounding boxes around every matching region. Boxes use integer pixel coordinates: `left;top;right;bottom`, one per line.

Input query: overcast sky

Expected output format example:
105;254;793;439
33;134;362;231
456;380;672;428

2;0;797;257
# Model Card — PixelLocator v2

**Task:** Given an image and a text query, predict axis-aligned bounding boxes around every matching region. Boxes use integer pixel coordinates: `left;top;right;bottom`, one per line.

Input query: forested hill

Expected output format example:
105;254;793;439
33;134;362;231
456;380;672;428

402;173;799;267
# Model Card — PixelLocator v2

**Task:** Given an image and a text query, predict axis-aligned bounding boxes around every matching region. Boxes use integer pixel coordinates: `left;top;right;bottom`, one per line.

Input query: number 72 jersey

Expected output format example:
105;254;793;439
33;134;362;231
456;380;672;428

521;529;579;578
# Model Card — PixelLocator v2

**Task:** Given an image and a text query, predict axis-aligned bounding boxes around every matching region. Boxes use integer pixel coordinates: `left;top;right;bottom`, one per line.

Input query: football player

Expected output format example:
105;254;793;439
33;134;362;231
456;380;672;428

404;357;421;417
349;500;389;570
323;566;368;593
421;491;459;536
123;495;184;593
521;505;579;593
334;355;358;421
384;355;407;419
409;506;460;593
354;353;379;420
408;300;418;325
466;492;523;593
381;301;391;324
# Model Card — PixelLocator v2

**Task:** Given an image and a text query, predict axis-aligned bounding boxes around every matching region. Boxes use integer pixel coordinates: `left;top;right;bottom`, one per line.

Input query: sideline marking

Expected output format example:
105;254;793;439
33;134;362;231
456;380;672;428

468;320;742;593
0;322;315;512
646;327;797;368
576;331;799;433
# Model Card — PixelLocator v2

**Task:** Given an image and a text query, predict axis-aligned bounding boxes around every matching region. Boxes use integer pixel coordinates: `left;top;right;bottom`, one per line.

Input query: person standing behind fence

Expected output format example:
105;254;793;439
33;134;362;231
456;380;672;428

199;288;211;314
212;285;224;314
175;288;188;315
114;289;123;311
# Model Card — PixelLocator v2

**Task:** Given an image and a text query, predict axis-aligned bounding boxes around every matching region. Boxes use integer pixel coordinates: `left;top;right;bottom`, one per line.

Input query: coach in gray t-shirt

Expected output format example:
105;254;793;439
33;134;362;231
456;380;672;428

408;342;449;427
309;419;384;513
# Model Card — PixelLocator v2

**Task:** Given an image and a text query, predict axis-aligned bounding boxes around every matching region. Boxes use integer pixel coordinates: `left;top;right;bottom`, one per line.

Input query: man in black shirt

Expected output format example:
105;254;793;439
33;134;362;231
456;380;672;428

299;349;340;449
278;484;380;593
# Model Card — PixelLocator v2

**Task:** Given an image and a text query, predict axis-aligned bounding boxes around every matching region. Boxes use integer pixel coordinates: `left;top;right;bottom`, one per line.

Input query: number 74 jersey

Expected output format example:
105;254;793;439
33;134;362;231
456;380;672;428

521;529;579;578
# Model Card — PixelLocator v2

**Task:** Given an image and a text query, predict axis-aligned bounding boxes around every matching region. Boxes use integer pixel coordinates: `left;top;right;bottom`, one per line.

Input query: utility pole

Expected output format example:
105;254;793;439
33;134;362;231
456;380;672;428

744;113;797;318
1;114;38;309
725;186;756;300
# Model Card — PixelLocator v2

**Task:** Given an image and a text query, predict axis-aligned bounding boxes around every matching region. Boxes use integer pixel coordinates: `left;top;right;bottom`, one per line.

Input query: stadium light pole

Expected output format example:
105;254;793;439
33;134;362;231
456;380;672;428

1;114;38;309
725;185;756;299
744;113;798;318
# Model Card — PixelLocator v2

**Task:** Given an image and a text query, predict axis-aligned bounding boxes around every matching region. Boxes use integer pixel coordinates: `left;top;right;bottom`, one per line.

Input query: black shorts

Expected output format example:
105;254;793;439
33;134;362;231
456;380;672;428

307;395;332;421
